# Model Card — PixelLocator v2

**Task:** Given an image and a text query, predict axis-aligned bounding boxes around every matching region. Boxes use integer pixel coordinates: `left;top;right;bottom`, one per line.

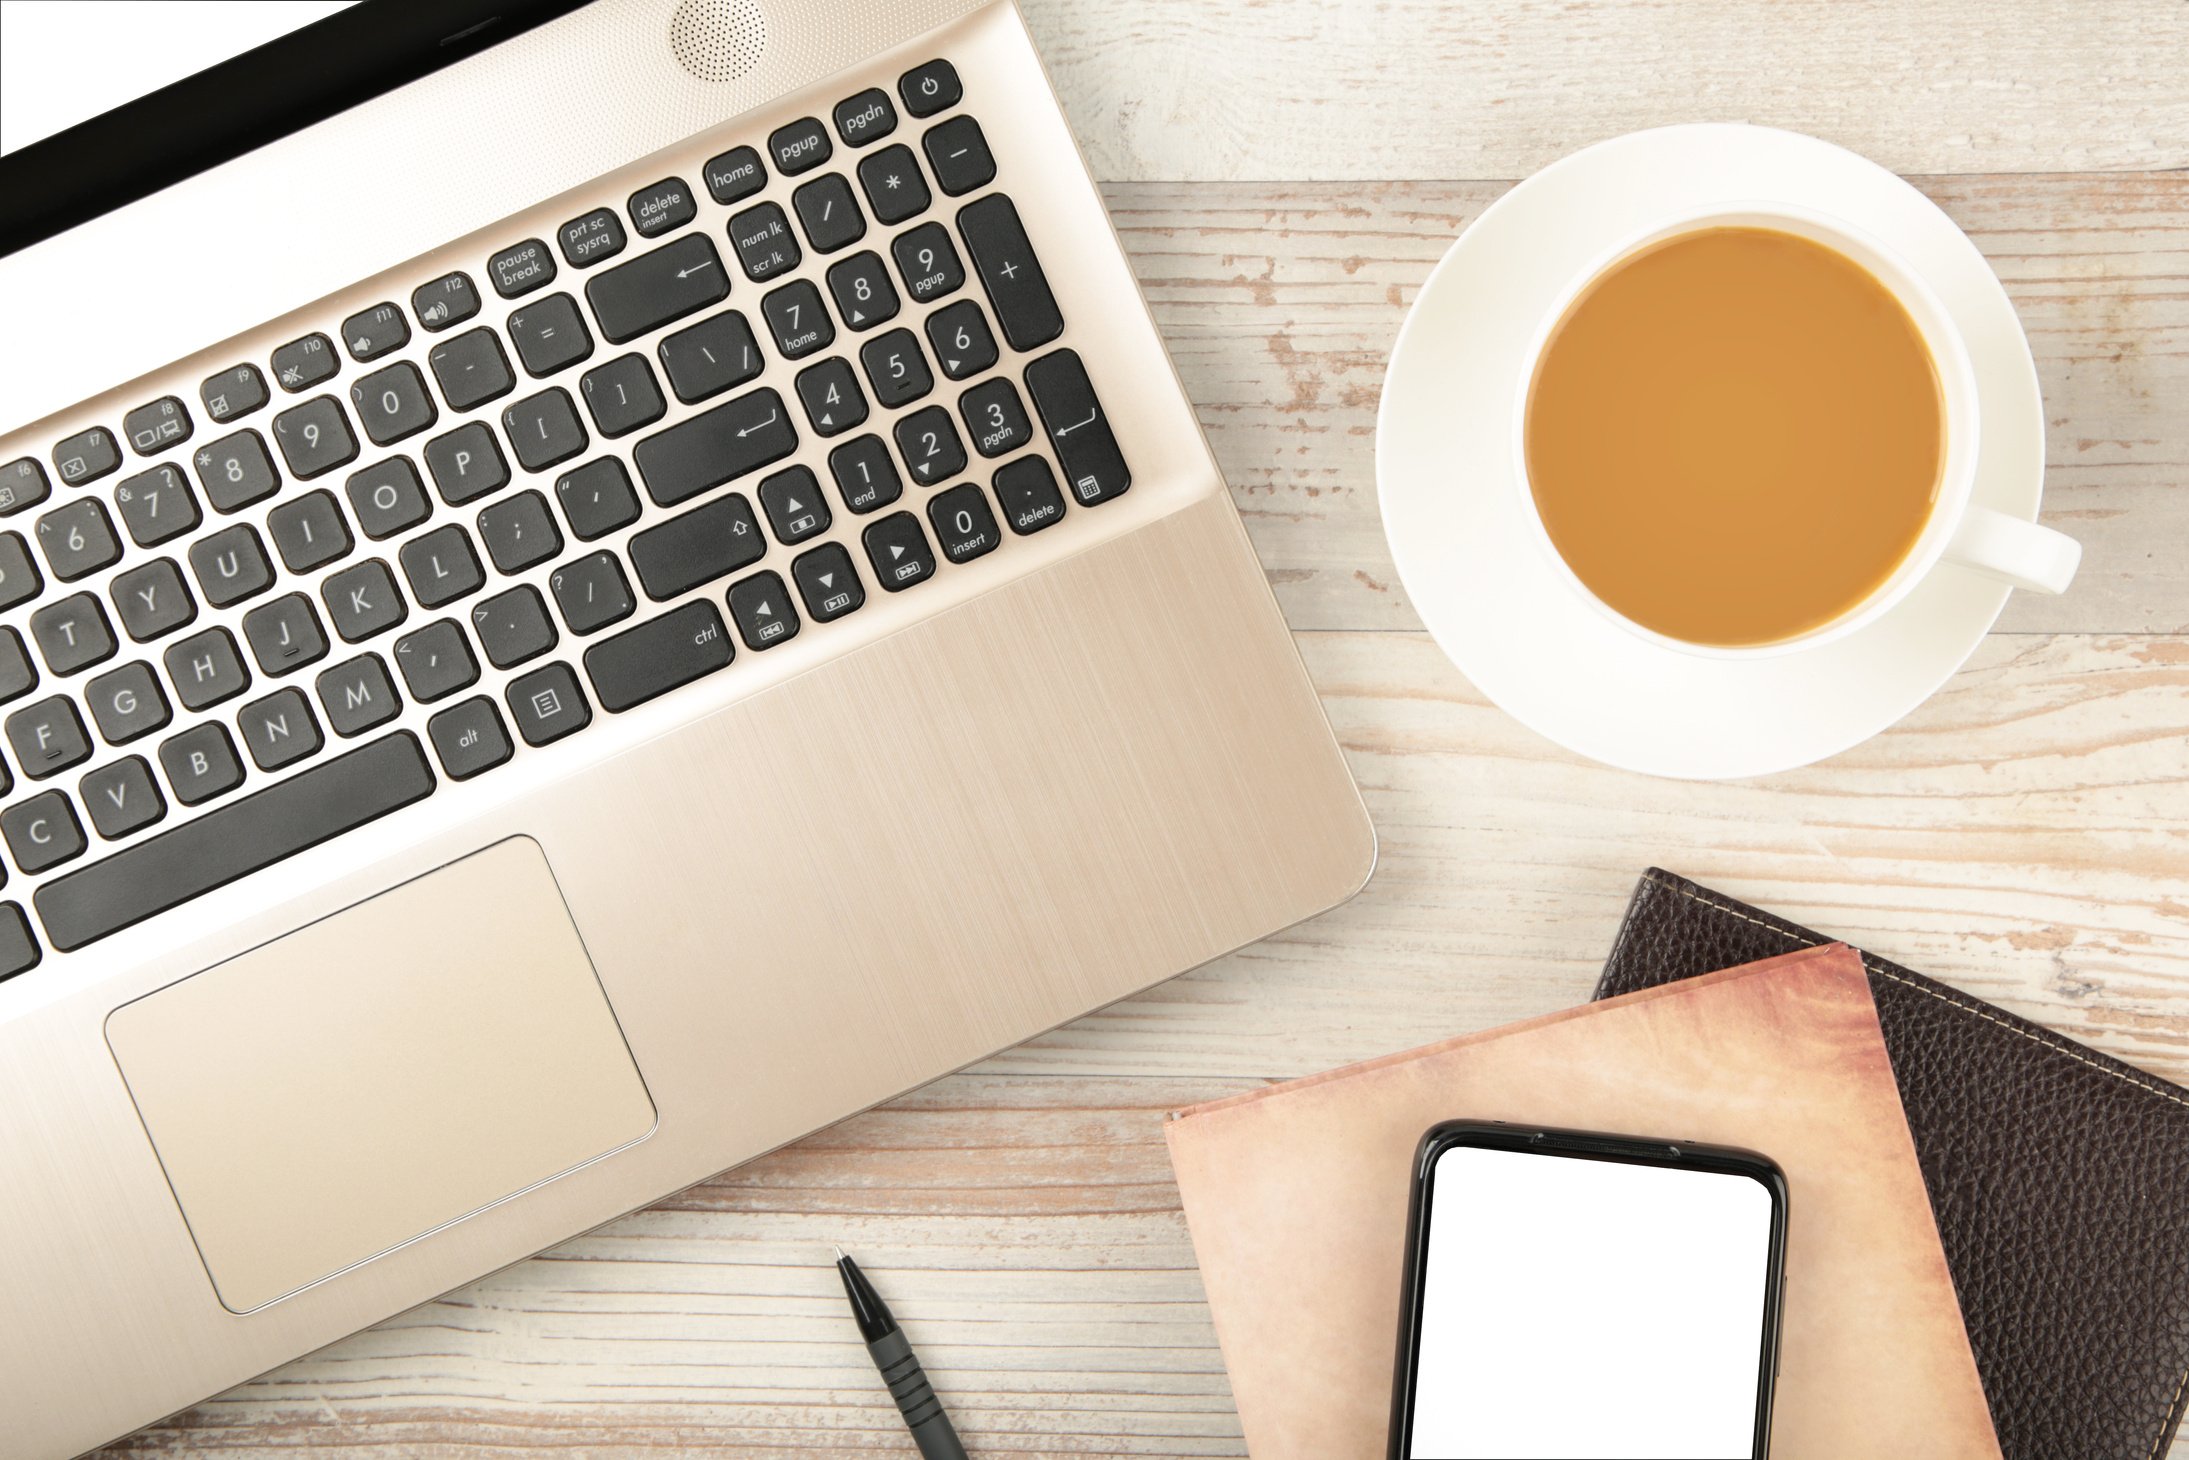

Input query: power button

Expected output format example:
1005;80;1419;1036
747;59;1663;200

897;58;962;119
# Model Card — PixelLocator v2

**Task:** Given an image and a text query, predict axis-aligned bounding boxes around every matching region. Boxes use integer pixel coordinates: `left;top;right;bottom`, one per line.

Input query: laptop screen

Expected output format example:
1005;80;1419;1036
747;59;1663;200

0;0;591;256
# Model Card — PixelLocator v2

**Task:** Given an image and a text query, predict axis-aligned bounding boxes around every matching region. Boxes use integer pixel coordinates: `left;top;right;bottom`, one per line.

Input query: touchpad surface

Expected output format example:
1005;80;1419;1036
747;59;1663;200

106;837;656;1313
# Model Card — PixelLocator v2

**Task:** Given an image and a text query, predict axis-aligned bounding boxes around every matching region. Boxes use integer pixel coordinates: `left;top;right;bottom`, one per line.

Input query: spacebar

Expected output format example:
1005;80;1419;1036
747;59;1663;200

35;732;436;952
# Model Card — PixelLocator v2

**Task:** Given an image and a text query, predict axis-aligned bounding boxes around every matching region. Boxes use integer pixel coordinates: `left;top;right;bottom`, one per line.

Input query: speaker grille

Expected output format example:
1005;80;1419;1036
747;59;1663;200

669;0;767;83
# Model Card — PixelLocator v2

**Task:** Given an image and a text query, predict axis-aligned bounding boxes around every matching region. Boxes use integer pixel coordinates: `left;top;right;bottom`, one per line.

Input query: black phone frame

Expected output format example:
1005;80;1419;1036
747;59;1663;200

1387;1120;1789;1460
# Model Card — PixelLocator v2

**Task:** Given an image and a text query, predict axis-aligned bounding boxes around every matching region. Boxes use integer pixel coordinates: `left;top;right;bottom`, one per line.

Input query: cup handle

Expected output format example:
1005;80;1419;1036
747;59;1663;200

1942;505;2081;596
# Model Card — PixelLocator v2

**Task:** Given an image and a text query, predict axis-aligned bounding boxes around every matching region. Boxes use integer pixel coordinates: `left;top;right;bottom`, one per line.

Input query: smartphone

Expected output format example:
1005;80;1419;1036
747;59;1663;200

1388;1121;1787;1460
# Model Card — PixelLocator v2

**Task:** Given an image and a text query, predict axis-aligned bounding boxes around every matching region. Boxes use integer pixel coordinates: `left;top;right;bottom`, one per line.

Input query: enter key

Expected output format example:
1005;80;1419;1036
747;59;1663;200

1024;348;1130;506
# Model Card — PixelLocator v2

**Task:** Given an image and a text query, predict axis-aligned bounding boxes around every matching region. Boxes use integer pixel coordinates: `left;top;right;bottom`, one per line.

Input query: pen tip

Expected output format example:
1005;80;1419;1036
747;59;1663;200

833;1244;846;1262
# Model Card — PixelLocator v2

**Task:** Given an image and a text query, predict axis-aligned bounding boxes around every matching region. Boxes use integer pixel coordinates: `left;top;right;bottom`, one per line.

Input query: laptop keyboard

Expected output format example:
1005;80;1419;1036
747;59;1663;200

0;56;1132;977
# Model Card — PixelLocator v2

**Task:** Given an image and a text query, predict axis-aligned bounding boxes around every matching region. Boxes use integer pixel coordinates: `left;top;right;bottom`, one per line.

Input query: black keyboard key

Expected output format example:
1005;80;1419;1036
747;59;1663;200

559;207;628;268
761;280;834;360
632;387;795;506
827;249;900;330
82;756;163;840
555;457;641;540
629;493;765;601
834;87;898;146
271;333;337;392
550;551;635;634
350;361;437;446
189;523;274;607
584;600;732;712
726;569;799;650
478;490;562;574
579;354;667;437
53;427;121;486
506;662;590;746
112;558;196;642
586;234;730;345
769;116;832;175
728;202;801;283
317;653;401;737
7;696;90;778
628;177;698;239
0;903;37;979
428;697;512;779
929;483;1001;564
893;405;965;486
791;541;865;623
1026;348;1131;505
424;421;510;504
86;660;167;743
428;327;516;412
489;238;556;298
859;328;933;410
322;558;407;643
267;490;352;573
395;619;479;702
37;499;122;580
340;303;409;363
0;627;36;702
161;722;244;805
508;293;594;378
828;434;902;514
345;457;432;540
192;428;281;511
35;731;434;951
926;299;997;380
992;455;1067;535
472;584;558;669
857;144;930;226
660;310;763;403
200;364;269;424
862;511;937;592
241;593;329;675
795;357;867;436
31;592;116;675
898;59;960;118
502;388;588;473
758;465;830;545
400;525;486;608
238;687;322;771
3;791;85;873
960;194;1063;352
413;271;481;331
122;396;192;456
272;396;360;479
923;115;995;197
892;222;964;304
703;145;766;205
162;627;250;710
793;173;866;253
114;464;200;547
0;531;41;609
1;458;51;515
959;376;1034;457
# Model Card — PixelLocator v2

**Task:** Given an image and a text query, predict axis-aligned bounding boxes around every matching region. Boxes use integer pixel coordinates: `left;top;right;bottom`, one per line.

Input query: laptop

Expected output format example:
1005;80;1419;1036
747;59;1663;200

0;3;1374;1454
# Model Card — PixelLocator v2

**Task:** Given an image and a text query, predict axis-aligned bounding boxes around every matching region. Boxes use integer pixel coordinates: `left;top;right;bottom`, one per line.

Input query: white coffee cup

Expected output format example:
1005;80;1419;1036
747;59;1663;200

1509;202;2080;659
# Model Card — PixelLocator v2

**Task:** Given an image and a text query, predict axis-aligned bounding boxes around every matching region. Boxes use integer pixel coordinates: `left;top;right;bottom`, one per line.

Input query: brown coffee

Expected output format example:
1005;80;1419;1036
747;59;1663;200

1524;226;1944;647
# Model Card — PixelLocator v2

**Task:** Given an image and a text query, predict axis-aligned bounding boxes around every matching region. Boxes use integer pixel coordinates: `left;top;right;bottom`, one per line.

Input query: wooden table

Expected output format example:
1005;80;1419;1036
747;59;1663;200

105;2;2189;1455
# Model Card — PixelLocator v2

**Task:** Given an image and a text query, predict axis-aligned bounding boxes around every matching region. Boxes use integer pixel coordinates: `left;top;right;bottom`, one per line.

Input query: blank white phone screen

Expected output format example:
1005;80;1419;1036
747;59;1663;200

1407;1145;1774;1460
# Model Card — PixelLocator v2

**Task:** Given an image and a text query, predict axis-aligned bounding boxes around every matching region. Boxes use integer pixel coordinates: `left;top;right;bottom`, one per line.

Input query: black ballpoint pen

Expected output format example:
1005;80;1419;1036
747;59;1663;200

835;1247;970;1460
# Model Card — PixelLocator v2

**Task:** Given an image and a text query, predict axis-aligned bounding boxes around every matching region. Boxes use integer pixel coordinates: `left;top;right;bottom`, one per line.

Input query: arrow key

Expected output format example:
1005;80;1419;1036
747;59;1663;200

726;570;800;650
791;541;864;623
860;510;936;593
758;465;831;545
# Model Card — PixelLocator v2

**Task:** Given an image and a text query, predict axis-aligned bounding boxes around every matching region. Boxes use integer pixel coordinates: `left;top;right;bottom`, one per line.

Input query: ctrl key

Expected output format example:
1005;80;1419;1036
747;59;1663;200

0;903;40;982
427;696;513;780
583;600;732;712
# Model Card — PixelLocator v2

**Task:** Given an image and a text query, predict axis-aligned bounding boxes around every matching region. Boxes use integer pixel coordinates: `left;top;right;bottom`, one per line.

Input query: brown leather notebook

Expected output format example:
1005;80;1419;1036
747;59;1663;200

1593;870;2189;1460
1168;943;2000;1458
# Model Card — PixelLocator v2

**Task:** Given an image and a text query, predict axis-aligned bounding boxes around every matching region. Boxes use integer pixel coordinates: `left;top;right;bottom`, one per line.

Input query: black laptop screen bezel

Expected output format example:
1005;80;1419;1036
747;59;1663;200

0;0;595;258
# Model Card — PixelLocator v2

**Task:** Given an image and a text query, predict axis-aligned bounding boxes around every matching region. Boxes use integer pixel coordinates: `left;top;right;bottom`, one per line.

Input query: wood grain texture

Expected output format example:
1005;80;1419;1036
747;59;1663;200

92;3;2189;1456
1019;0;2189;180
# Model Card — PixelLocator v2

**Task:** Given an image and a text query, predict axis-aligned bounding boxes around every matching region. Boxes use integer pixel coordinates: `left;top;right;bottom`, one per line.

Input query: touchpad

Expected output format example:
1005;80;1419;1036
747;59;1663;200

106;837;656;1313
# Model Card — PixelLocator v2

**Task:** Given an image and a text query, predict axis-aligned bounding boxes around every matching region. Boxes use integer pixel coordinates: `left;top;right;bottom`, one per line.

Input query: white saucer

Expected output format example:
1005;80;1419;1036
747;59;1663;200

1376;124;2045;779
